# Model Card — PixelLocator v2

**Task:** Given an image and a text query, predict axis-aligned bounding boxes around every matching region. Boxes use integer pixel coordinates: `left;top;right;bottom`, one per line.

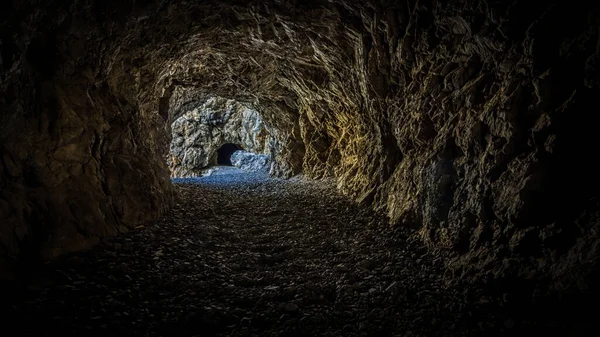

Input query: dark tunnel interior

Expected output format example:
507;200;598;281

216;143;243;166
1;0;600;336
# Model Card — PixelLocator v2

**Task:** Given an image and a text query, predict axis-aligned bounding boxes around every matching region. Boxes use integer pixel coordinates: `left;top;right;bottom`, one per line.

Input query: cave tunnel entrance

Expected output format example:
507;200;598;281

217;143;243;166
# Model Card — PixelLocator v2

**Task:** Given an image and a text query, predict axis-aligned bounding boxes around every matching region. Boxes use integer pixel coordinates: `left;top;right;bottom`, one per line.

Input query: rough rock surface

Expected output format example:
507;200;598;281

5;175;596;336
202;166;248;177
168;97;270;177
1;0;600;296
231;150;271;173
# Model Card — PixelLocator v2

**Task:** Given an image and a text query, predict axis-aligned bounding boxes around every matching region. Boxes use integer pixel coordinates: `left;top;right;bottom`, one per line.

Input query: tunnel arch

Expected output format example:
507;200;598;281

166;96;274;177
216;143;243;166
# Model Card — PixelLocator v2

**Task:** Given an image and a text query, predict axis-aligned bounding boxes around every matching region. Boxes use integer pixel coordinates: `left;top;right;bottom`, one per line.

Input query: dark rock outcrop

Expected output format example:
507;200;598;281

1;0;599;294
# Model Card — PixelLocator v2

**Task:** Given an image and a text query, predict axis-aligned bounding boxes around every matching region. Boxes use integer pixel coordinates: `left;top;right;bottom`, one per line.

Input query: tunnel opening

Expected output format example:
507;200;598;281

216;143;243;166
166;96;274;178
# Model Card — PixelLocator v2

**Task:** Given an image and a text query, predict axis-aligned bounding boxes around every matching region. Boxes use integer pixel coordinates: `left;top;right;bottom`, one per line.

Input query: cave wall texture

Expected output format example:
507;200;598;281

1;0;599;288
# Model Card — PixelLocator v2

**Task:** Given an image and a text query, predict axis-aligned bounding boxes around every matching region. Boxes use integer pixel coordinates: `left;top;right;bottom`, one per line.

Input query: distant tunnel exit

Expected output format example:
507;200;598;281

216;143;243;166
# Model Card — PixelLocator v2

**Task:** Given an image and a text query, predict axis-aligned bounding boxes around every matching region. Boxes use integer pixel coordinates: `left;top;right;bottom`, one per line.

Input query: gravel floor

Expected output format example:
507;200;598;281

4;170;598;336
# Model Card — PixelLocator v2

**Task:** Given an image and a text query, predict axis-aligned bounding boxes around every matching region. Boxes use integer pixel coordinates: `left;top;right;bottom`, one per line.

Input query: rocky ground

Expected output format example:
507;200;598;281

3;170;597;337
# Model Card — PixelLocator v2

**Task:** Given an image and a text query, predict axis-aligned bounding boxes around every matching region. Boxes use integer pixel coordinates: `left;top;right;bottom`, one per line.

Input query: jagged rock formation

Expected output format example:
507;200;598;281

1;0;599;295
167;96;270;177
231;150;271;173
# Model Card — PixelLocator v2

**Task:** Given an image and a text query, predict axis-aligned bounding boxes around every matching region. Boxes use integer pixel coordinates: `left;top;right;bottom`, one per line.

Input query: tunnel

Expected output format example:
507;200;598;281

167;97;270;177
1;0;600;336
216;143;243;166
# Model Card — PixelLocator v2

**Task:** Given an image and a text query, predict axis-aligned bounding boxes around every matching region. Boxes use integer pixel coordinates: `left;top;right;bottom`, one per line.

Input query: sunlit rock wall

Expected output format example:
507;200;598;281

231;151;271;173
167;96;270;177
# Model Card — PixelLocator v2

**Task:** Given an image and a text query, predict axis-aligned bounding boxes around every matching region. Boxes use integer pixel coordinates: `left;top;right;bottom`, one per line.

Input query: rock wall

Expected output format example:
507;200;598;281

231;151;271;173
0;78;175;277
167;96;270;177
0;0;177;277
338;1;600;289
1;0;600;291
